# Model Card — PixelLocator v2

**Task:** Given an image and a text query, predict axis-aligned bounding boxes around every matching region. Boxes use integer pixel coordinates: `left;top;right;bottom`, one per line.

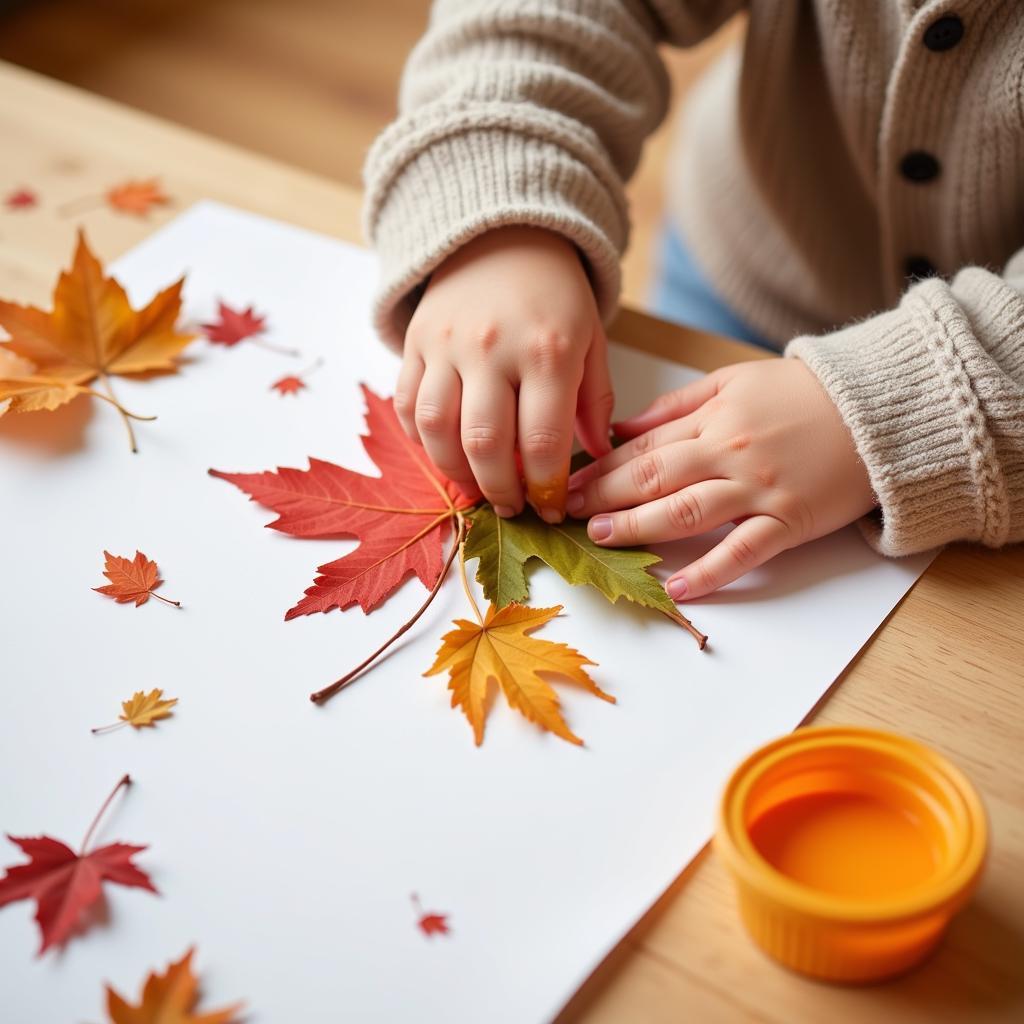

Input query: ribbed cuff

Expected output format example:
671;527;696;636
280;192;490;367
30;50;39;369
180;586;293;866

363;106;627;351
786;278;1011;556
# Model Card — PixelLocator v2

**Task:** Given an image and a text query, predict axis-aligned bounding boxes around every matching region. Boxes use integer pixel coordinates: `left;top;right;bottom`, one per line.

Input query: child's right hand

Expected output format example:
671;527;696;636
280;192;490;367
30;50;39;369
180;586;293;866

395;226;614;522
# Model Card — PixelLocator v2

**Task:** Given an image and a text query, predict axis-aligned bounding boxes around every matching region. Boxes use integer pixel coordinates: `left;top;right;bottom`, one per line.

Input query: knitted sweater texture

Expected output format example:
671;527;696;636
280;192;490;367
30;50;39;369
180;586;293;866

364;0;1024;557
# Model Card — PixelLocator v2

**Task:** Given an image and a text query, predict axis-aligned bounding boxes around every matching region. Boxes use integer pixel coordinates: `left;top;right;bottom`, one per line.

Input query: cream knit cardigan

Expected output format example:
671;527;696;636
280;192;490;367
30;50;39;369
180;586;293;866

363;0;1024;557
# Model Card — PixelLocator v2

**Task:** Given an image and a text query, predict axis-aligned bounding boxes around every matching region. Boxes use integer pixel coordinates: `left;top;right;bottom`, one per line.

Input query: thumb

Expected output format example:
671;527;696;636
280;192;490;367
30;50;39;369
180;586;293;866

613;372;720;439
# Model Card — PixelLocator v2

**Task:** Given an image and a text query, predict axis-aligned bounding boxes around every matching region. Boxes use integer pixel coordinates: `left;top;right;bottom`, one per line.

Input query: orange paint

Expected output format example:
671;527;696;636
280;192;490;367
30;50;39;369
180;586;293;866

716;727;987;983
748;791;939;900
527;474;567;517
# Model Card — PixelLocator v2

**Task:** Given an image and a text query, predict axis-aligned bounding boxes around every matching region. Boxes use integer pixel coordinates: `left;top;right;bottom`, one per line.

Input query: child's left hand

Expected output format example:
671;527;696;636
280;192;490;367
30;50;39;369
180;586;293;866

566;359;877;600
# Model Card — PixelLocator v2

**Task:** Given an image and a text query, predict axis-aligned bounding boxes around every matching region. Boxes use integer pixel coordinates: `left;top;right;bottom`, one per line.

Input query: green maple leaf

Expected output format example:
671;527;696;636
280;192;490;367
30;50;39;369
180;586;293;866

464;504;678;616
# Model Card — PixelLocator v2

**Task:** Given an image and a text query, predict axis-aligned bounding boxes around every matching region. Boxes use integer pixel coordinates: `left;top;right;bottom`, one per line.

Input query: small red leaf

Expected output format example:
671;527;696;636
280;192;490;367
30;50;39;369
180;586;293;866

411;893;450;937
202;301;266;346
5;188;38;210
272;374;305;396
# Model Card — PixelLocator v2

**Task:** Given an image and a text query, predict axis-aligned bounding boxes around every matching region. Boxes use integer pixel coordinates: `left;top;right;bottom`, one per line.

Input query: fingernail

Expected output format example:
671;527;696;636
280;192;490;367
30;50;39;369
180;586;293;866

589;515;612;541
494;505;516;519
667;577;688;600
566;490;584;514
539;506;563;524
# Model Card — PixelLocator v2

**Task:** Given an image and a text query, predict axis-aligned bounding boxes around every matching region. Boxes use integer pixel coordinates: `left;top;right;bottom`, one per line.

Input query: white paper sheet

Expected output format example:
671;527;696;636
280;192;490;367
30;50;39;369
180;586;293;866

0;202;933;1022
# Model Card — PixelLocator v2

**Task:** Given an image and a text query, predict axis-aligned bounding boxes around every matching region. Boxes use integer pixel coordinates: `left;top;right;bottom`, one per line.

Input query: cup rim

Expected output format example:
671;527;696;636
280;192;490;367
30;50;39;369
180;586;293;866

716;726;988;924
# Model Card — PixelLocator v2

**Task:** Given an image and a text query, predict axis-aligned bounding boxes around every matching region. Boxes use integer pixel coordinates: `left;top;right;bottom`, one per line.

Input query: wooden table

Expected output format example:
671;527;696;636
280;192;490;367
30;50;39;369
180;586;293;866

2;61;1021;1023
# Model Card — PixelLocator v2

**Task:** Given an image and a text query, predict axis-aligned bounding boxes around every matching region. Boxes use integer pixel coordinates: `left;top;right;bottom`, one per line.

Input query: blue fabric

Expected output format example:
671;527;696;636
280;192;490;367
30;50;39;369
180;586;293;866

648;222;773;350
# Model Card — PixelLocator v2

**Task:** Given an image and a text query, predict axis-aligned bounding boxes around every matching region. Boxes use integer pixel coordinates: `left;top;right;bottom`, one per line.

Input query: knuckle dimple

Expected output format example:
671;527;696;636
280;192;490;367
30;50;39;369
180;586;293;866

631;453;664;496
527;329;572;366
472;324;500;354
727;535;758;569
668;491;702;533
415;402;449;435
462;425;501;458
522;429;563;461
631;430;653;456
393;390;415;419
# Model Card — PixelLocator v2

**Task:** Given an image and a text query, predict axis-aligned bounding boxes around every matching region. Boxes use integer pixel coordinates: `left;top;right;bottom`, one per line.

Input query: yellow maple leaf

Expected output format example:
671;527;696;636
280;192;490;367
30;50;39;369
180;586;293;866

425;603;613;746
0;231;195;449
105;947;243;1024
93;688;178;735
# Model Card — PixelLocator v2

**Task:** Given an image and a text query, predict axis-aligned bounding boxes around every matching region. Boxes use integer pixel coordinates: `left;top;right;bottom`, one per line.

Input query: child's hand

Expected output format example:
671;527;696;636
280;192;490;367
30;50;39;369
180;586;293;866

566;359;876;600
395;226;613;522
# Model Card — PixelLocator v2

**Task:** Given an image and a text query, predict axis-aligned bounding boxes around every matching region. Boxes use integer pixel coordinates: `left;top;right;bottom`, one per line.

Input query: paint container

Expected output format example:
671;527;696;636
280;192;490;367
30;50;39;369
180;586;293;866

715;726;987;982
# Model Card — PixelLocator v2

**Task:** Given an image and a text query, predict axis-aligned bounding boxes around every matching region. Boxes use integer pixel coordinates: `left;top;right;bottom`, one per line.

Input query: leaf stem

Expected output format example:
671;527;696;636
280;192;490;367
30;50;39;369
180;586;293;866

664;608;708;649
91;719;129;735
80;774;131;854
84;388;157;422
456;511;483;625
310;516;466;704
96;372;139;452
253;337;301;357
150;591;182;608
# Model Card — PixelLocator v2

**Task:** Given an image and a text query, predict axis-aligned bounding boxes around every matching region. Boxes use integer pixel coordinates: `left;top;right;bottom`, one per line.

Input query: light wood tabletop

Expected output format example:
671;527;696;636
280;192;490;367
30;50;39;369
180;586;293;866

1;61;1021;1024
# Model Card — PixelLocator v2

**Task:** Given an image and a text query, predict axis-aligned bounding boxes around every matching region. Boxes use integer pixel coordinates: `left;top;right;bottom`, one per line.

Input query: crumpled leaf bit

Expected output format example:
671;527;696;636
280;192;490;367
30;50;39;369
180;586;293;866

94;550;181;608
411;893;450;937
210;385;474;618
93;689;178;734
106;178;171;217
0;231;195;450
5;188;38;210
272;373;304;395
425;603;612;746
0;775;155;954
105;947;243;1024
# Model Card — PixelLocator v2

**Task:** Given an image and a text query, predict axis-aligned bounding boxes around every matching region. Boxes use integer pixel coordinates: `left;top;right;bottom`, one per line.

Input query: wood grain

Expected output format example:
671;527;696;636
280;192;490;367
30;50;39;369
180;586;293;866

1;61;1021;1024
0;0;742;309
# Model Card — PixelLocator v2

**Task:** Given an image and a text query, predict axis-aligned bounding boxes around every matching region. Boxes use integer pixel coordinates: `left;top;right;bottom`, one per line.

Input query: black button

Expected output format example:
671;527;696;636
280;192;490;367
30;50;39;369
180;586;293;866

905;256;937;280
900;151;941;182
924;15;964;52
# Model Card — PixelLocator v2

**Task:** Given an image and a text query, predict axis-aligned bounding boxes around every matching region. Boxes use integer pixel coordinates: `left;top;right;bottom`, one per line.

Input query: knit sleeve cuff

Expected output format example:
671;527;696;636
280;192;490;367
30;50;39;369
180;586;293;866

786;279;1011;557
362;104;628;351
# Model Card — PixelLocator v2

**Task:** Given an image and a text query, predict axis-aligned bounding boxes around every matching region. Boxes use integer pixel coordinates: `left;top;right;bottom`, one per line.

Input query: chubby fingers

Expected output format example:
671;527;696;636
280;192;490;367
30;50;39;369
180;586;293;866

613;373;720;439
460;375;523;516
518;336;584;523
665;514;791;601
566;438;710;518
414;363;477;495
575;330;614;459
585;480;750;546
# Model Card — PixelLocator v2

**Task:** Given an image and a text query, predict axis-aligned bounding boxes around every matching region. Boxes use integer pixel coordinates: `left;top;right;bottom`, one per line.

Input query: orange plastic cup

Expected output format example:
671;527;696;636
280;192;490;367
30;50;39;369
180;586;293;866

715;726;987;983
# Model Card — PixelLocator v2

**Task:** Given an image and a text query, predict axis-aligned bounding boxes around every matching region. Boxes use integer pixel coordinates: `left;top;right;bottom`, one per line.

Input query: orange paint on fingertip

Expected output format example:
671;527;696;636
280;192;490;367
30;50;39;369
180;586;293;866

716;727;987;983
527;474;568;520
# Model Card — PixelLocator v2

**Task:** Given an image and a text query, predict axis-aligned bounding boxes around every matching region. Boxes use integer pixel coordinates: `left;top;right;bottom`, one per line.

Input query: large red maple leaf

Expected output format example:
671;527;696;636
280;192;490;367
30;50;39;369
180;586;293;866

210;385;475;617
0;776;156;954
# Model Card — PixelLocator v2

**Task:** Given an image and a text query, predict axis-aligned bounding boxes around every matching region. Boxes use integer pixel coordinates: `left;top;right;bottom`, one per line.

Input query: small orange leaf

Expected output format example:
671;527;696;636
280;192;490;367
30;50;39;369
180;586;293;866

424;603;612;746
106;178;171;216
105;947;243;1024
94;550;181;608
271;374;305;395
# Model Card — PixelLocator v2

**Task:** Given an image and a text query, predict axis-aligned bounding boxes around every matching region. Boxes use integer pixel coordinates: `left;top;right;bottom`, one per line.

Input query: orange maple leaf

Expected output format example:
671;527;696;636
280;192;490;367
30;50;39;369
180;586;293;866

425;603;612;746
94;551;181;608
106;178;171;217
105;947;243;1024
0;231;195;449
